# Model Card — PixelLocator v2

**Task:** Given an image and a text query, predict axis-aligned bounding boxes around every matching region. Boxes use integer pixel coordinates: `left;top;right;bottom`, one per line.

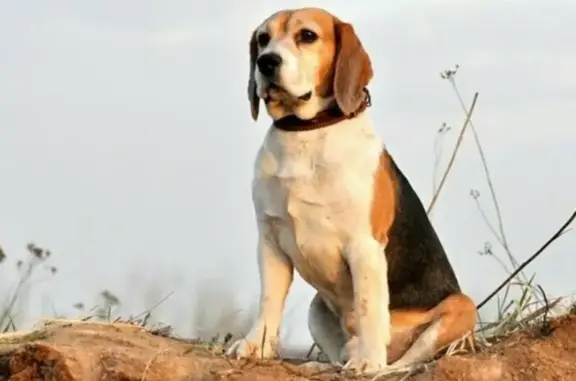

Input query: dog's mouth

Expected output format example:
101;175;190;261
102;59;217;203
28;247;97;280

298;91;312;101
265;83;312;102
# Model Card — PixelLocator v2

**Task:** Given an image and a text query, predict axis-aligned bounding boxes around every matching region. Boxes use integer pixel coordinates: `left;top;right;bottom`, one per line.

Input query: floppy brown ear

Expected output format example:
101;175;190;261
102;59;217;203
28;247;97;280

248;30;260;121
333;22;373;115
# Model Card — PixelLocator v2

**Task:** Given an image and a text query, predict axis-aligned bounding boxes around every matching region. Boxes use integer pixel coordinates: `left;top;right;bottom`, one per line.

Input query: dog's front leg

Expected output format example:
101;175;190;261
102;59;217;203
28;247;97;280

342;237;390;374
226;221;294;360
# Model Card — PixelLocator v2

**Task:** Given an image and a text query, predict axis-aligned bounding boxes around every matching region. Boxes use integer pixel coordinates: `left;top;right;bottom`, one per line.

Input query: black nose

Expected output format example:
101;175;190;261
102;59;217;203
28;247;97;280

257;53;282;77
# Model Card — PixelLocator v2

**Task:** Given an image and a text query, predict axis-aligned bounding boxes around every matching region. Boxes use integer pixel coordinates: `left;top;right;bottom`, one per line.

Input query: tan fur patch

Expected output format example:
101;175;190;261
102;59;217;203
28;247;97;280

370;152;398;245
431;293;477;351
332;22;373;115
265;11;292;38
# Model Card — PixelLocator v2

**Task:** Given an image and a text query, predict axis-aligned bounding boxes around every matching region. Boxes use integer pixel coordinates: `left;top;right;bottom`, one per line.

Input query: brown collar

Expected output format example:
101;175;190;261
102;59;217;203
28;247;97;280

273;88;372;132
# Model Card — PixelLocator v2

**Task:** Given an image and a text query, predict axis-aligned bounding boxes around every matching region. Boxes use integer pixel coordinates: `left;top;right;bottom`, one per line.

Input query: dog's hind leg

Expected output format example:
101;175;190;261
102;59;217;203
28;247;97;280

389;293;477;369
306;293;348;365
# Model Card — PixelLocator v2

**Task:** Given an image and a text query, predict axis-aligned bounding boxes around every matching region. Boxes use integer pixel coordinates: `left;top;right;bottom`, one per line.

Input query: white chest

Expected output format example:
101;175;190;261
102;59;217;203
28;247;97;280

252;114;383;296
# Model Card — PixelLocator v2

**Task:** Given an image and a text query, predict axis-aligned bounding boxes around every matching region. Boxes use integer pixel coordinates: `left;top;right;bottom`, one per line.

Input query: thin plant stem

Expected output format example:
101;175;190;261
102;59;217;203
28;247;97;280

0;258;38;329
427;92;479;215
447;78;523;277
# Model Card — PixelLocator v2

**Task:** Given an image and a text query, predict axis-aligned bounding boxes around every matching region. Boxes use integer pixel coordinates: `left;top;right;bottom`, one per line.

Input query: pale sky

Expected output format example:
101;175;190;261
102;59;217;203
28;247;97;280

1;0;575;350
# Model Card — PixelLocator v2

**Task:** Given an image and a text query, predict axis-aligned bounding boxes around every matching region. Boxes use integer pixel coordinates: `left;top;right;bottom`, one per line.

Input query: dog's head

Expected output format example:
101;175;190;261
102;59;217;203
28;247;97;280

248;8;373;121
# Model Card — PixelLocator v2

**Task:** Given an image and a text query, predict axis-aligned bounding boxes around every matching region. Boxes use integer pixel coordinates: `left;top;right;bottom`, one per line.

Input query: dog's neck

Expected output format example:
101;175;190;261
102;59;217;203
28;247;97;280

272;89;372;132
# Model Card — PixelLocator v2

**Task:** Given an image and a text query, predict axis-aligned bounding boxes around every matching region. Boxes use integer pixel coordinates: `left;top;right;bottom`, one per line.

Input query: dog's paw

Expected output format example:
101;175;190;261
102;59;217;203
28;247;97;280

371;363;426;379
342;356;388;375
225;336;278;360
339;335;359;363
297;361;335;372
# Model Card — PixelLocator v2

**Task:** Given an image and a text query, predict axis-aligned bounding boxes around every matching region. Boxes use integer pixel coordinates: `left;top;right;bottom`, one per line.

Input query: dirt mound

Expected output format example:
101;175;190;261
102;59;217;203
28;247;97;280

1;314;576;381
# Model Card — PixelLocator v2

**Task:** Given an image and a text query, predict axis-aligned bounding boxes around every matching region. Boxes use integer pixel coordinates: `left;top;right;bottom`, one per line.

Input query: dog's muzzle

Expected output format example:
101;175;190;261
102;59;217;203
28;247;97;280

257;53;312;102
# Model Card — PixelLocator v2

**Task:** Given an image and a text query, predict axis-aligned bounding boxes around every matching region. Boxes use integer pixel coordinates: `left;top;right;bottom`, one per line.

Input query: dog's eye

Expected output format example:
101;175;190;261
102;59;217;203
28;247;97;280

299;29;318;43
257;33;270;47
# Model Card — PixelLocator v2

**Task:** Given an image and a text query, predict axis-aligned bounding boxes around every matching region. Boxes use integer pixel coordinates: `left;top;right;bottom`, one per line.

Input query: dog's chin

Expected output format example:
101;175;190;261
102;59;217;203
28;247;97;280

263;83;312;104
259;83;323;121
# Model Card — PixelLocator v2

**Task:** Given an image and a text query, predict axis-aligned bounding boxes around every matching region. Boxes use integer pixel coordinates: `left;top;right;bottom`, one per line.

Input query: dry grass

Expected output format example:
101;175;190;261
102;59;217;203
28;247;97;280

0;243;57;332
1;65;575;372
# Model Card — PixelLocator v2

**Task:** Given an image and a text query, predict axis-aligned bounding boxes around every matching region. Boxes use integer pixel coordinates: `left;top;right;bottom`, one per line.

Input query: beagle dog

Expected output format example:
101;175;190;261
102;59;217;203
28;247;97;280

226;7;477;375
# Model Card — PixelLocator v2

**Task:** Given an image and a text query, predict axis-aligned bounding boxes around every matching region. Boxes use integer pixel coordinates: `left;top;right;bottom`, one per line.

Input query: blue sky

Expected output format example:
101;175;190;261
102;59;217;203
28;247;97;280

1;0;574;350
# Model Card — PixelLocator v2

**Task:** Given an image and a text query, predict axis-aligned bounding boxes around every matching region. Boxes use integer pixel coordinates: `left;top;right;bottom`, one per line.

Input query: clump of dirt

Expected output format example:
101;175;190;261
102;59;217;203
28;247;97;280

1;314;576;381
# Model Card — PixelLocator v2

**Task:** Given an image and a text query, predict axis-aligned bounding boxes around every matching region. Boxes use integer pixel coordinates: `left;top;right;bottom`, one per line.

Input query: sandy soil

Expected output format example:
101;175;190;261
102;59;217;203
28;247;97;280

1;313;576;381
